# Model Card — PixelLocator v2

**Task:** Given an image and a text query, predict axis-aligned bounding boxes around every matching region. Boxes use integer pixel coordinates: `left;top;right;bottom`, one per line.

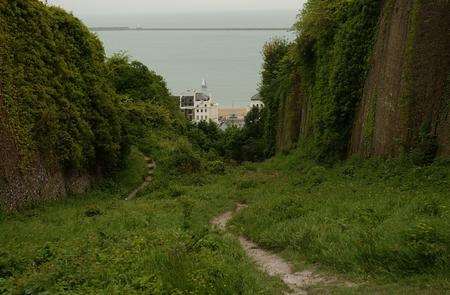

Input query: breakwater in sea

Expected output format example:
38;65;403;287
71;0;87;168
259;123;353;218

90;27;291;31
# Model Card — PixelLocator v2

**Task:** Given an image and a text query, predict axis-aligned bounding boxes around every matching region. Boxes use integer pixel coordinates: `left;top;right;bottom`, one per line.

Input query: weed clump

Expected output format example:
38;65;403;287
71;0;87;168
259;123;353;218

84;205;102;217
208;160;226;175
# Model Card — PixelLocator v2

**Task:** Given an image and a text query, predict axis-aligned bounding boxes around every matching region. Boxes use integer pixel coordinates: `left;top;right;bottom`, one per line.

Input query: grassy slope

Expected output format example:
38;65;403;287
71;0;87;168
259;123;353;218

1;148;449;293
229;153;450;293
0;149;284;294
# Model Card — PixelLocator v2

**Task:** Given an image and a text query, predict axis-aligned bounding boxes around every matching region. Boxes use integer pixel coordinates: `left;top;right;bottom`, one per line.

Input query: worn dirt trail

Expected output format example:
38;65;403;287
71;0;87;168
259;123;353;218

211;204;354;294
125;156;156;201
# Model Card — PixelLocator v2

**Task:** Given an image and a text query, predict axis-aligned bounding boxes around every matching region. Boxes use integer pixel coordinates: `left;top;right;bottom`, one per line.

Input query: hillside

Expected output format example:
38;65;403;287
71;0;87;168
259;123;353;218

1;149;449;293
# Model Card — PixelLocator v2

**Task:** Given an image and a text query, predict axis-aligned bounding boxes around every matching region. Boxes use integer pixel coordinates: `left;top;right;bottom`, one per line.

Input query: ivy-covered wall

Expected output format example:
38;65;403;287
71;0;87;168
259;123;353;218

261;0;381;162
260;0;449;162
0;0;127;209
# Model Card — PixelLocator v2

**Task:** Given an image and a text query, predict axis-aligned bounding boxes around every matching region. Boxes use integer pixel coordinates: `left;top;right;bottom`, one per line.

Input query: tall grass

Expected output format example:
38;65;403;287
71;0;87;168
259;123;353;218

2;146;448;293
0;150;283;294
229;152;450;291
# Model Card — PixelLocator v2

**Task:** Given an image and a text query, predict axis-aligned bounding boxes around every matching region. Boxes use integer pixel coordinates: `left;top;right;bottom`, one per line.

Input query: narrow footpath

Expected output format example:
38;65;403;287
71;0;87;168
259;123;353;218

211;204;354;294
125;156;156;201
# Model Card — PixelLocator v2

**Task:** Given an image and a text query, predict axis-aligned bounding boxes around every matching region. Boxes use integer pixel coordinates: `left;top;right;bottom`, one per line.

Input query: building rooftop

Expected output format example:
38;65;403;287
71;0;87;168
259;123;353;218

251;93;262;101
195;92;210;101
180;89;195;97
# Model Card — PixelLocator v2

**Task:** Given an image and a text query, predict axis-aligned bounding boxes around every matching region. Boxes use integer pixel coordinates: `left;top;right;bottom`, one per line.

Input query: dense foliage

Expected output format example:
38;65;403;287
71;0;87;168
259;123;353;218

186;107;266;163
107;53;170;104
0;0;128;172
106;54;185;149
260;39;291;157
0;0;196;187
259;0;382;162
222;107;265;162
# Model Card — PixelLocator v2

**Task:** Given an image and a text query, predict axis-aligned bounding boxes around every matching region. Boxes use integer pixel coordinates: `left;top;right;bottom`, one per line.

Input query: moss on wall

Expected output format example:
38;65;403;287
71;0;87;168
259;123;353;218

260;0;449;162
261;0;381;162
351;0;450;159
0;0;127;209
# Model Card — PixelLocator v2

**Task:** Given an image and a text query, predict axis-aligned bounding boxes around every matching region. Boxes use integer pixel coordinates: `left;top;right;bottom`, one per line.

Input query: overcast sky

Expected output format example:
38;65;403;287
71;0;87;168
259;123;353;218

49;0;303;14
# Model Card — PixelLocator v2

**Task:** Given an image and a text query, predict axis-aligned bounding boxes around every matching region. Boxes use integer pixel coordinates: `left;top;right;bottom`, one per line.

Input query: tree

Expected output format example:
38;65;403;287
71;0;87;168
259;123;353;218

107;53;170;104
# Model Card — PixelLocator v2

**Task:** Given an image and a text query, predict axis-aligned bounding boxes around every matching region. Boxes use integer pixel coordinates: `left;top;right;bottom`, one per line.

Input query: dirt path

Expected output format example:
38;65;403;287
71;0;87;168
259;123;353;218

211;204;354;294
125;156;156;201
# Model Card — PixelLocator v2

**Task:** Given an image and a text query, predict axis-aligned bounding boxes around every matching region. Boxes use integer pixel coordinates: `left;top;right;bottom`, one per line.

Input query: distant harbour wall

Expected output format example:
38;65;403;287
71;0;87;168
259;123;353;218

90;27;292;32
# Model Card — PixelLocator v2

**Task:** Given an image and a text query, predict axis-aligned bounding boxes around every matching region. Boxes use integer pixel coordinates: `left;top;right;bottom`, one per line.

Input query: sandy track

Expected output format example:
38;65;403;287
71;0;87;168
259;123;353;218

211;204;354;294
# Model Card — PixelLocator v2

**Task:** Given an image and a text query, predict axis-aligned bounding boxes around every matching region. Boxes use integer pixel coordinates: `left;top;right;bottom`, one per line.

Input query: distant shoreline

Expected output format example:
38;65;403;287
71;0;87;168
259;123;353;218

90;27;292;32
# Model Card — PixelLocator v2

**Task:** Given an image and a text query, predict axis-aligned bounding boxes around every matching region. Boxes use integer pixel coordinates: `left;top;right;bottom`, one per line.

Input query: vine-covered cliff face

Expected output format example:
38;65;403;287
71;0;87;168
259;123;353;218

261;0;449;162
351;0;450;159
261;0;382;162
0;111;92;210
0;0;127;209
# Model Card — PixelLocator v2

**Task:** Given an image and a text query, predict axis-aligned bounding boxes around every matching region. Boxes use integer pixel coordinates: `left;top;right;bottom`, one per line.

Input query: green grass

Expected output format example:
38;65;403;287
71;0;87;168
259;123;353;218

1;148;449;293
228;152;450;292
0;150;283;294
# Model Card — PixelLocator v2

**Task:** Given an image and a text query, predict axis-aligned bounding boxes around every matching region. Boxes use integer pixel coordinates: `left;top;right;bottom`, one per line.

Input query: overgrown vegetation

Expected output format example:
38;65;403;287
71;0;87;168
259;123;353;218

260;0;382;162
1;0;449;293
185;106;266;163
228;153;450;292
2;149;448;293
0;0;128;172
0;0;214;208
0;151;284;294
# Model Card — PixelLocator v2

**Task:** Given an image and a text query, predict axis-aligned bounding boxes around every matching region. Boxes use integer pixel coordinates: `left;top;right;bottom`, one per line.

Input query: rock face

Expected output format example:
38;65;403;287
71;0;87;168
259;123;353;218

350;0;450;157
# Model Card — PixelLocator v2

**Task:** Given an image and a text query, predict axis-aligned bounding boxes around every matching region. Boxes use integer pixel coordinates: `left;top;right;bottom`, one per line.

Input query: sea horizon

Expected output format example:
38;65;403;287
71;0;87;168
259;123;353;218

81;11;297;108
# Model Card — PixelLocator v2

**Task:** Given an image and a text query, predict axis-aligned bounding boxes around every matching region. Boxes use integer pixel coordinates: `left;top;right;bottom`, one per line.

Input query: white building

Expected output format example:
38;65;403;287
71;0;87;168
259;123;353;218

180;80;219;124
250;93;264;109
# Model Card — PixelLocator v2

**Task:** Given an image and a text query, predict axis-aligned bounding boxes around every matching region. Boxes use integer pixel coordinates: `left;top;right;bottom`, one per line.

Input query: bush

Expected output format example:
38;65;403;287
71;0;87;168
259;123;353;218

167;144;202;174
208;160;226;175
84;205;102;217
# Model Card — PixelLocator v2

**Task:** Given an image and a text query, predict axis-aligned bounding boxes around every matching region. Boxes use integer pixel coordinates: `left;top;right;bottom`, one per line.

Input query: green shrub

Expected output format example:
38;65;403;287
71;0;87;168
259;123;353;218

0;251;18;279
208;160;226;175
168;186;184;198
167;145;202;174
84;205;102;217
237;179;257;190
107;53;170;104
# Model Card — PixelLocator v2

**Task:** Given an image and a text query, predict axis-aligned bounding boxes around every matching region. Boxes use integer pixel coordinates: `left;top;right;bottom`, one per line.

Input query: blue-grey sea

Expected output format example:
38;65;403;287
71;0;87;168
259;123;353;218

80;11;296;107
